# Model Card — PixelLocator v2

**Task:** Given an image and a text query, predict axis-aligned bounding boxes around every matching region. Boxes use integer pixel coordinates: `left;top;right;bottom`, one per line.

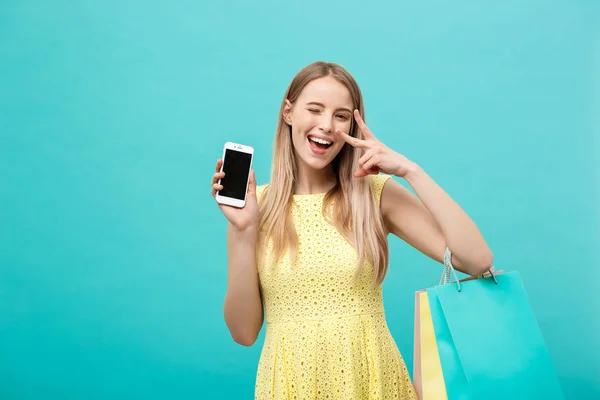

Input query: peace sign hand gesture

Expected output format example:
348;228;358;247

335;110;418;179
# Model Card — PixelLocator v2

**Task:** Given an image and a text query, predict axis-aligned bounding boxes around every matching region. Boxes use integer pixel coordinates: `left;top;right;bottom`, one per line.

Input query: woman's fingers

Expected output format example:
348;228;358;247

212;182;223;197
359;148;374;166
353;110;376;140
247;170;256;198
335;129;368;149
362;156;378;173
212;171;225;185
211;164;225;197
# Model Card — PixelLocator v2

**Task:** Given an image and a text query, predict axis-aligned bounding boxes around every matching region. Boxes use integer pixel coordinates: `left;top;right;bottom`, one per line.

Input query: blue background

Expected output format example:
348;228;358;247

1;0;598;398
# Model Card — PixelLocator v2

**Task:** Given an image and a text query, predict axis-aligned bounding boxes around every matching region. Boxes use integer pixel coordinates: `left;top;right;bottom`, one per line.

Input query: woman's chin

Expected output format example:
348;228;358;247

294;145;344;172
296;154;332;171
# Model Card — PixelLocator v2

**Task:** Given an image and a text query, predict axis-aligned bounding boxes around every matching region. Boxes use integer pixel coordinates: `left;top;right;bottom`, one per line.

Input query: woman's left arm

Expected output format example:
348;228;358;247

336;110;494;276
380;167;493;276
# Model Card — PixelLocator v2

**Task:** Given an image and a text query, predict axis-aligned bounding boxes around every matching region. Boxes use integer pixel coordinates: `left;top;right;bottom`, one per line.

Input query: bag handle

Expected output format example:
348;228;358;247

439;247;498;292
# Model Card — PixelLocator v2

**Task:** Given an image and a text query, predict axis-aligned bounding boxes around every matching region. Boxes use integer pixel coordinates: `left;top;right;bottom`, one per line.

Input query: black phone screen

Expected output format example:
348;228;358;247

219;149;252;200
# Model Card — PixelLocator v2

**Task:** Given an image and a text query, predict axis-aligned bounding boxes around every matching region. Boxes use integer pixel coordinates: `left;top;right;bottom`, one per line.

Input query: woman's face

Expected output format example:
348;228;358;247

284;76;354;172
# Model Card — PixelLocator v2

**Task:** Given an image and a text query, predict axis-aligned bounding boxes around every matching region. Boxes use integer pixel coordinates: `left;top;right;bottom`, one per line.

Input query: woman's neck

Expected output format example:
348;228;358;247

294;163;337;195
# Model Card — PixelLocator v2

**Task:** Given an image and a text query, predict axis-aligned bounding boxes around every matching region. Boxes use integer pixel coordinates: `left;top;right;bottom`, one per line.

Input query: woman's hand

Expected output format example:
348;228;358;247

211;159;260;232
335;110;418;179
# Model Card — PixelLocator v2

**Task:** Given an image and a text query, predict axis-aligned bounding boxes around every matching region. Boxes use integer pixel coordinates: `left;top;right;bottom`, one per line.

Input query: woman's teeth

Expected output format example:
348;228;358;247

309;136;332;146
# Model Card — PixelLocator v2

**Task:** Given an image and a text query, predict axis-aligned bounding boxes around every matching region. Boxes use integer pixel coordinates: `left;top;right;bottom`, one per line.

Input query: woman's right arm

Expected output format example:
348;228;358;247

211;159;264;346
223;224;264;346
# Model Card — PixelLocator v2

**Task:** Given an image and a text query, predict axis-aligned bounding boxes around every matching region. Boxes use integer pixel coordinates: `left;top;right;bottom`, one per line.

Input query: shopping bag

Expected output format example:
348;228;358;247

414;290;448;399
413;289;423;398
414;270;490;399
414;248;564;400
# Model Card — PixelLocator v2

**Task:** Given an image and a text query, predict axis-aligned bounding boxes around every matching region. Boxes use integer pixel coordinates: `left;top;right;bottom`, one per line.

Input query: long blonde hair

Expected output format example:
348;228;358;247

258;61;389;285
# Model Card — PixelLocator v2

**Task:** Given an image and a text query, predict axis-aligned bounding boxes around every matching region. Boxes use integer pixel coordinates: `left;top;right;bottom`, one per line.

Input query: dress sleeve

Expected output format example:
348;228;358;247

256;184;269;205
369;174;392;205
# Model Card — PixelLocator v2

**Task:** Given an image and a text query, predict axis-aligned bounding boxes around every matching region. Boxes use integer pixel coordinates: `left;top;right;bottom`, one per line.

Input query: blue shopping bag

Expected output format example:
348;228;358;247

423;249;565;399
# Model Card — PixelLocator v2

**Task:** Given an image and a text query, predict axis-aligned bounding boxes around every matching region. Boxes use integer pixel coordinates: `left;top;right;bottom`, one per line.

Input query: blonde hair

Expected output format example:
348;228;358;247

258;61;389;285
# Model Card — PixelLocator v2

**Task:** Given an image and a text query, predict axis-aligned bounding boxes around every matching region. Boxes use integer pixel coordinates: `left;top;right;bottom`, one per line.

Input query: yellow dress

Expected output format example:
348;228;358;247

254;174;417;400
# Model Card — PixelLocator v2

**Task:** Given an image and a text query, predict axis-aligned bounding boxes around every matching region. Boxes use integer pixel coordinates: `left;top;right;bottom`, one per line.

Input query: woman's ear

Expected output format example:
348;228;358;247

283;99;293;125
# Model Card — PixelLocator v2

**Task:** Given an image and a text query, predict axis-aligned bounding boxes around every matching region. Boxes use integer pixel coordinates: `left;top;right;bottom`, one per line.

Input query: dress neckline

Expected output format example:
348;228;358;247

293;192;327;198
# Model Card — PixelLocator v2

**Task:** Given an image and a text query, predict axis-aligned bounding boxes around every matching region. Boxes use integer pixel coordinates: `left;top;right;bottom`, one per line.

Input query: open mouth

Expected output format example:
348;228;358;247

308;135;333;152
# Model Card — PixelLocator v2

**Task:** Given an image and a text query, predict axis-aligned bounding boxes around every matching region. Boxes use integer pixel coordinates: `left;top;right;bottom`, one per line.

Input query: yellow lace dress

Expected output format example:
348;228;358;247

254;174;417;400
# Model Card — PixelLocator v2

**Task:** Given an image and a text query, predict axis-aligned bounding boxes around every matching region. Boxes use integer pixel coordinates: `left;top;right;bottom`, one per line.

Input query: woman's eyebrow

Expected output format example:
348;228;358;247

306;101;352;113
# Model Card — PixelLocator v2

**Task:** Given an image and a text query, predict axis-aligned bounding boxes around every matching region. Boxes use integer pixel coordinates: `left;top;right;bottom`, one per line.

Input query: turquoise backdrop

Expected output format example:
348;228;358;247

1;0;598;399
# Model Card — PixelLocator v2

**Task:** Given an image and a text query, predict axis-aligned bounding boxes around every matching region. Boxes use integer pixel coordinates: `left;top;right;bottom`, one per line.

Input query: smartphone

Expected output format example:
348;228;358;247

216;142;254;208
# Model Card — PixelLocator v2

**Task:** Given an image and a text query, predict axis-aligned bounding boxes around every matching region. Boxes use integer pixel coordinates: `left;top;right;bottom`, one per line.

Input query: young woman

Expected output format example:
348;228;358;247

211;61;493;399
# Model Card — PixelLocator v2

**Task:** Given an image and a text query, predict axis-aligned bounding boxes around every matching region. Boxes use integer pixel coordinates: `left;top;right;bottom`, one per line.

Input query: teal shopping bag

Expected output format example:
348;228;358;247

426;262;564;399
426;288;470;399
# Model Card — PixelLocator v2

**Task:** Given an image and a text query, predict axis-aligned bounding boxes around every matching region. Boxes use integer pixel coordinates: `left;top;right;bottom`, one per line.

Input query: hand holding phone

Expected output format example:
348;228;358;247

211;142;259;231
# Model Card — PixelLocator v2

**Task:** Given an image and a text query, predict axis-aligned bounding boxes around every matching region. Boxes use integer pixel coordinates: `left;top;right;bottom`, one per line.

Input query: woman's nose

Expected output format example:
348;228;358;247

318;115;333;133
